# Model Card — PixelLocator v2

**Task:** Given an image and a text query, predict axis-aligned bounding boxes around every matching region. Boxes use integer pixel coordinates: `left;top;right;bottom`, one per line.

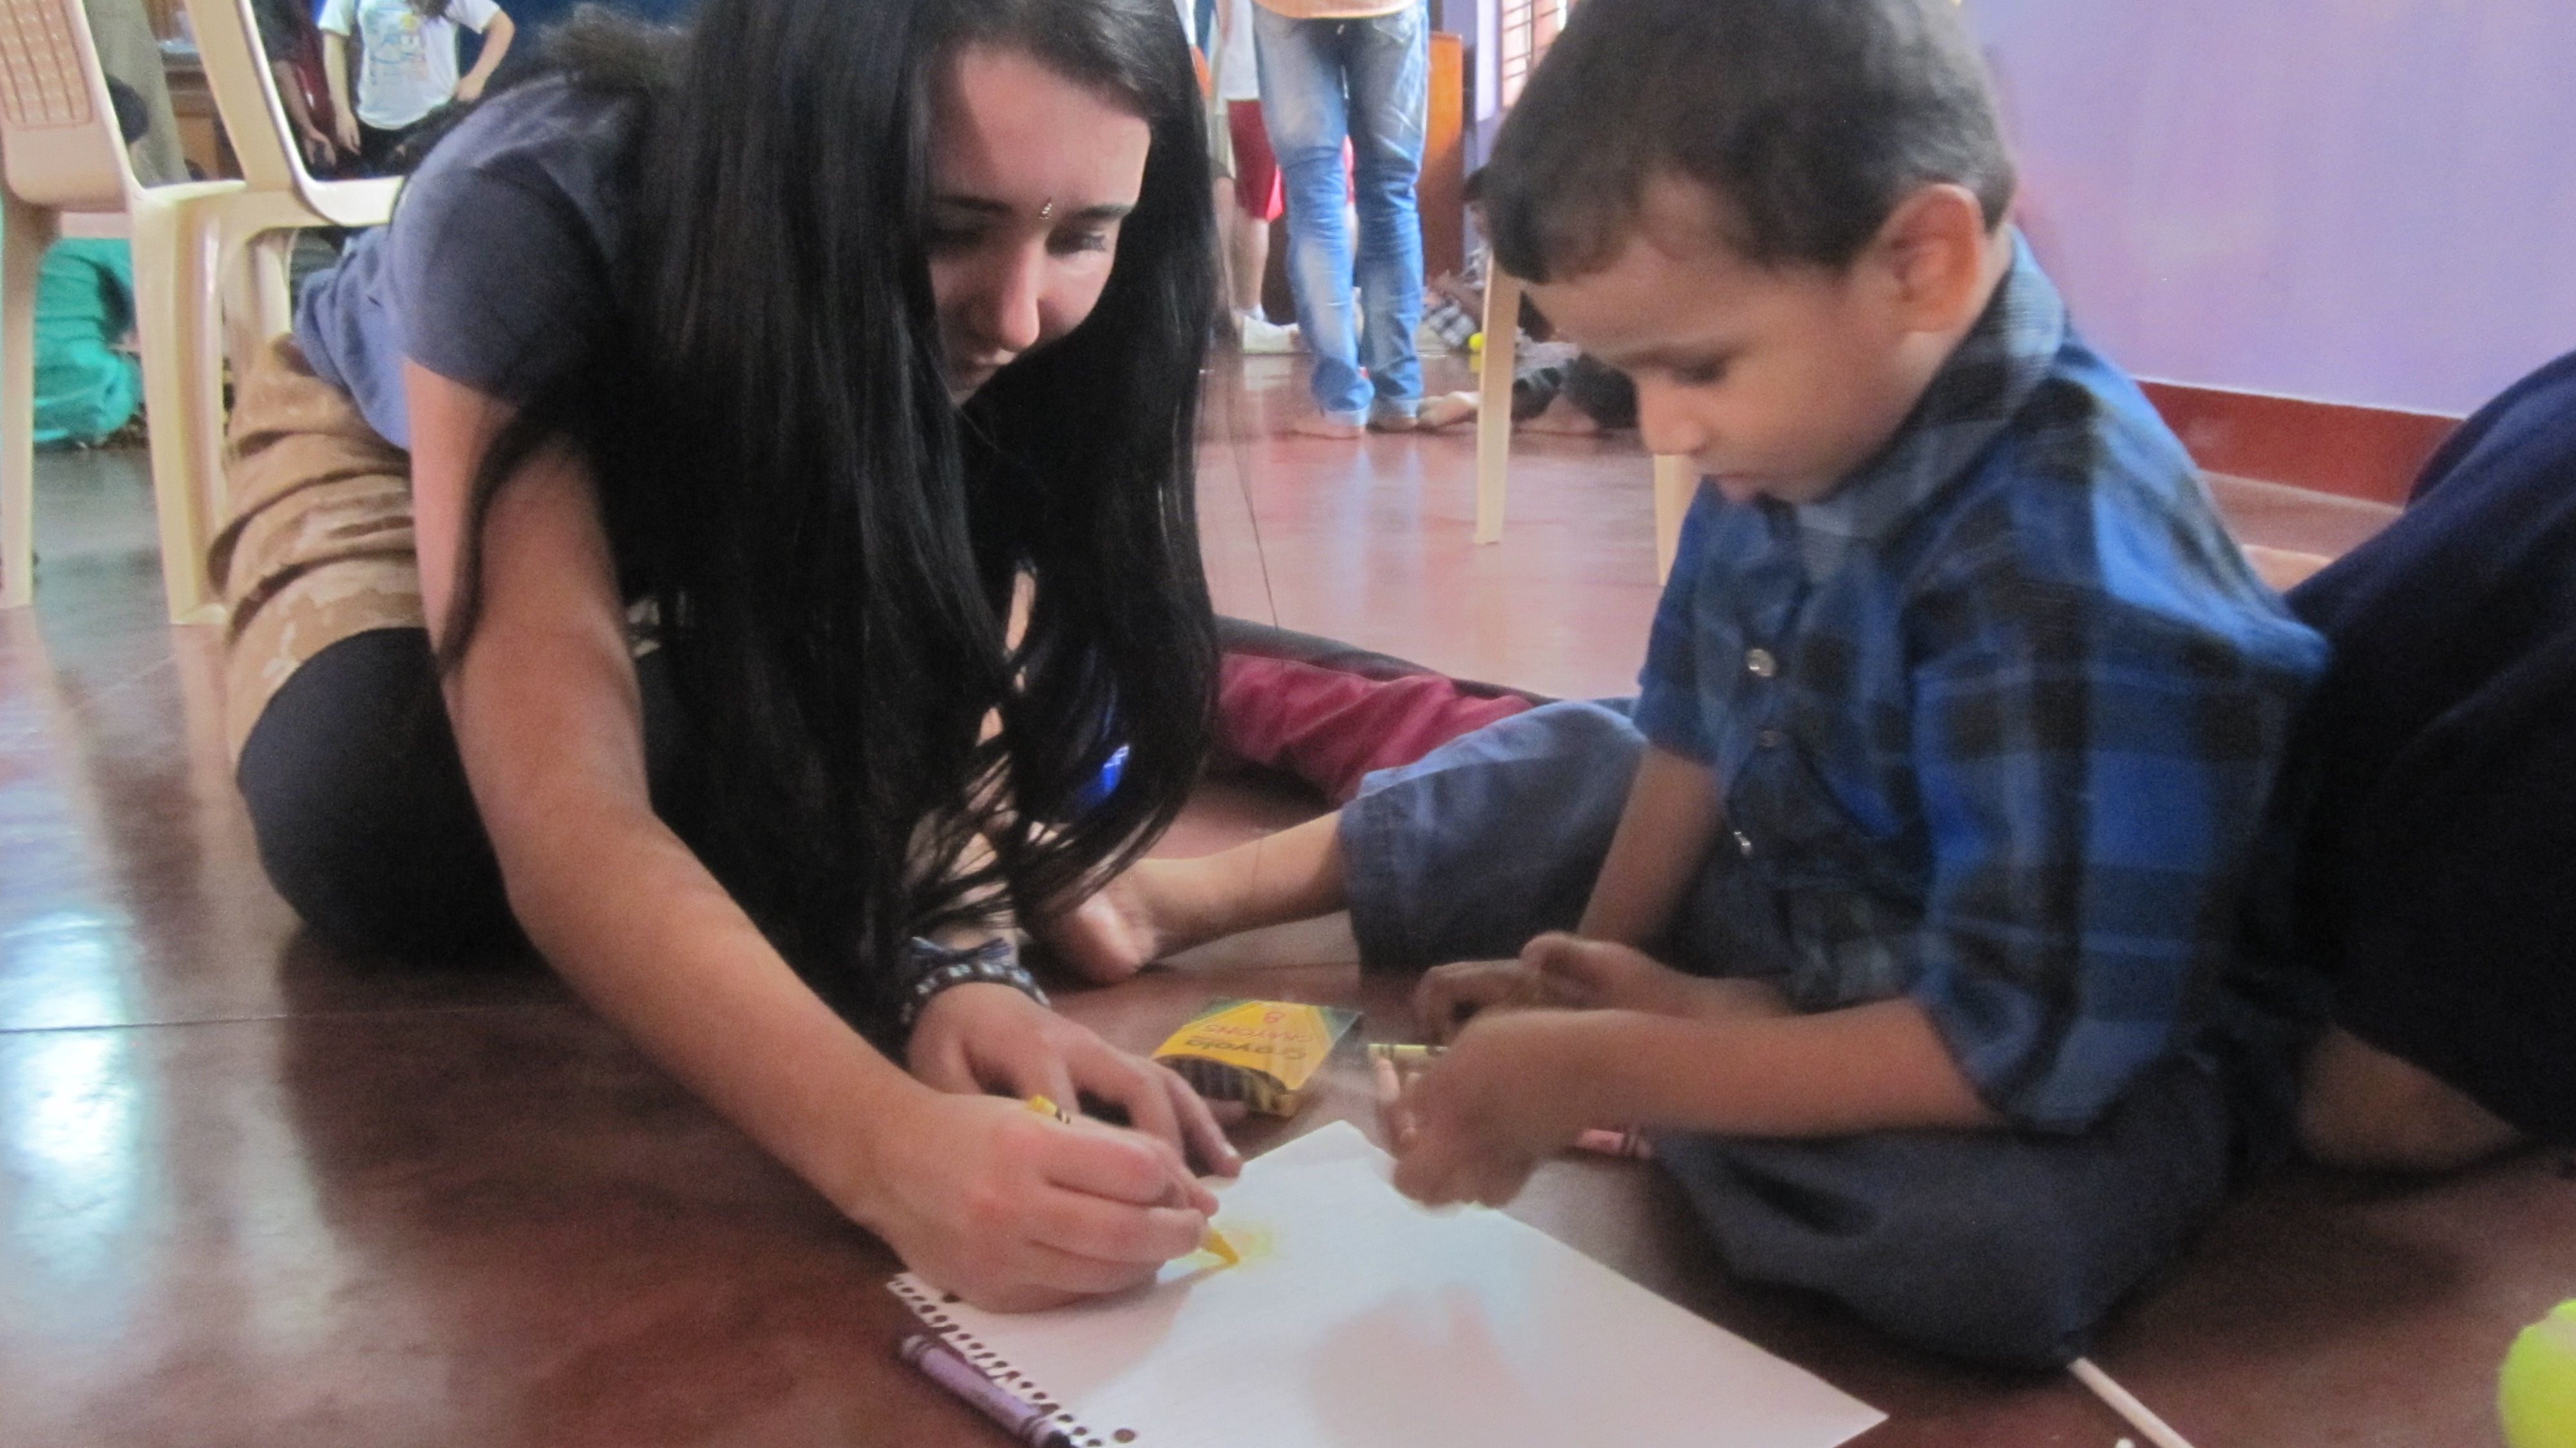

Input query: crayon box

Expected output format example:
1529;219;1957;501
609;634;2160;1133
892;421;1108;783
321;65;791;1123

1151;1000;1360;1117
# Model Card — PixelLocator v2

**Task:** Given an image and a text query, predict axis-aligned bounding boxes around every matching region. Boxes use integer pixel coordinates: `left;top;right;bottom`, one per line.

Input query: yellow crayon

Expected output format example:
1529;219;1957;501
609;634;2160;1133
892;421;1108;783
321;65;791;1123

1366;1042;1444;1064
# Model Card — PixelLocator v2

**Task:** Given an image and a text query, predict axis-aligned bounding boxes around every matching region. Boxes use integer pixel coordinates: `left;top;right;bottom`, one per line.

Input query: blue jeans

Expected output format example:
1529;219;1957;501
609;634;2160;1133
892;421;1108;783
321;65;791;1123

1254;2;1428;422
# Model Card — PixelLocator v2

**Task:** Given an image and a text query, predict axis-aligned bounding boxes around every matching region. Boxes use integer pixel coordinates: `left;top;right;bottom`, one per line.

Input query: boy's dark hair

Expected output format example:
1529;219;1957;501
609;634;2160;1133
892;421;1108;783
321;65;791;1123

1482;0;2014;280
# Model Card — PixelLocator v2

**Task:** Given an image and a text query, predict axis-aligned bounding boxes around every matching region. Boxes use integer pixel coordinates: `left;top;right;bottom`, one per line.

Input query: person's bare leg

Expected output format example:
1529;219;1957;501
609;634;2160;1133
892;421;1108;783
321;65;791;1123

1041;813;1350;982
2300;1025;2526;1172
1212;180;1243;330
1231;202;1269;317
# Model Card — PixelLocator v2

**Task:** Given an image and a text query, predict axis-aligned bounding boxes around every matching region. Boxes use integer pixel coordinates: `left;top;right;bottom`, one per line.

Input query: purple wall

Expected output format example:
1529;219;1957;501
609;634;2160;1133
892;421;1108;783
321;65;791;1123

1967;1;2576;417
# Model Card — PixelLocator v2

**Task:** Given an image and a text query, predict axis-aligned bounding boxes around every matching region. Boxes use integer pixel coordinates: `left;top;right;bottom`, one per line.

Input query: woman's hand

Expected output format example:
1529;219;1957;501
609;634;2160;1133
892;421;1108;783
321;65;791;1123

907;983;1243;1178
864;1089;1219;1311
1388;1009;1602;1208
333;111;360;155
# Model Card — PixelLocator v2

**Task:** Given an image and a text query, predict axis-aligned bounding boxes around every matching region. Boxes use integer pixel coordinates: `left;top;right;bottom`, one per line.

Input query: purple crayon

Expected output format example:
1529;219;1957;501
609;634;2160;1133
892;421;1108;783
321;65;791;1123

900;1333;1074;1448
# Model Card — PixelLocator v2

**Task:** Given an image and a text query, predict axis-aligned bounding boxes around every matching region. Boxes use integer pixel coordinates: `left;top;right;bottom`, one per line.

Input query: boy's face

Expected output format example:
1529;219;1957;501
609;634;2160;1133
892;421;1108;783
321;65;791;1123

1525;183;1939;509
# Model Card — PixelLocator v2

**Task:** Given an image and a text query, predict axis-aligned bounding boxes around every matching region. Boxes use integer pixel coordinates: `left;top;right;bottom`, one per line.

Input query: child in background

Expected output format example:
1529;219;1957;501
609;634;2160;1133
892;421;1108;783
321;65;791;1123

1209;0;1297;352
320;0;516;175
30;80;153;446
1048;0;2326;1367
255;0;346;170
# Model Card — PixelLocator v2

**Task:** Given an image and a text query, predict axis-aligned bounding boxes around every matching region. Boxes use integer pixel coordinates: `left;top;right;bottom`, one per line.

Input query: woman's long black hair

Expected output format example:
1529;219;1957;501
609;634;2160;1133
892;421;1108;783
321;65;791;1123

443;0;1219;1038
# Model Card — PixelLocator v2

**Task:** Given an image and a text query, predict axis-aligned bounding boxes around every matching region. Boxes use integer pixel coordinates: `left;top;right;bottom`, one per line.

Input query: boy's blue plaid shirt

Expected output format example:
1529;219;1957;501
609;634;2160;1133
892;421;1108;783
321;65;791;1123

1633;235;2328;1133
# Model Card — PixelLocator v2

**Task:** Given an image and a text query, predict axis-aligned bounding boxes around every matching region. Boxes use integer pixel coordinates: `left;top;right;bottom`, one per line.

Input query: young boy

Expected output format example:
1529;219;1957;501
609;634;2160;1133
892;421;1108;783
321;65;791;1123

1053;0;2325;1367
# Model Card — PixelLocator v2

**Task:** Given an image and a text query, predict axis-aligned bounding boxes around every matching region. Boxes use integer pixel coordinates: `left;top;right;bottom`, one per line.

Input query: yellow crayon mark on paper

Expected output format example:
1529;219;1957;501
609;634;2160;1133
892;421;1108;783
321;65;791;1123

1159;1220;1272;1284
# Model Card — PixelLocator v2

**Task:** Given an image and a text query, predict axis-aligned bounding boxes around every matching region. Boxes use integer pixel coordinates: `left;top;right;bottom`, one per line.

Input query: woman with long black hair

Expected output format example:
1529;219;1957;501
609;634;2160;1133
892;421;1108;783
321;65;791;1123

215;0;1239;1310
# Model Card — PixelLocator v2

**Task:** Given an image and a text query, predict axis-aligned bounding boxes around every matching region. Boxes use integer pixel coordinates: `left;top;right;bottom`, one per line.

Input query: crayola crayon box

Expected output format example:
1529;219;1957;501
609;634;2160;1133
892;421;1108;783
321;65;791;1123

1153;999;1359;1117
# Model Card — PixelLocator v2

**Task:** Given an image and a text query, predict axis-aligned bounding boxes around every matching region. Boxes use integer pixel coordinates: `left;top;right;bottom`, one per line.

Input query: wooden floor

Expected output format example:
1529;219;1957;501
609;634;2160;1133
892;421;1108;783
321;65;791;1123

1;352;2568;1447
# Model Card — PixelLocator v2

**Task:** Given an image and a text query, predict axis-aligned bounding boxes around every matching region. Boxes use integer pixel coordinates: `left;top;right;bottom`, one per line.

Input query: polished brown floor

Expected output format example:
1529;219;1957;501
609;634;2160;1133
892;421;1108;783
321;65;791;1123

3;357;2568;1447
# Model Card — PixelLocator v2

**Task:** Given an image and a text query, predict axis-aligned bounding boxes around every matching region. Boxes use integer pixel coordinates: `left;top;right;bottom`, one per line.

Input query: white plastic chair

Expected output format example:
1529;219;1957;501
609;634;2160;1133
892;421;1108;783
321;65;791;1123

180;0;397;358
1470;265;1701;583
0;0;245;618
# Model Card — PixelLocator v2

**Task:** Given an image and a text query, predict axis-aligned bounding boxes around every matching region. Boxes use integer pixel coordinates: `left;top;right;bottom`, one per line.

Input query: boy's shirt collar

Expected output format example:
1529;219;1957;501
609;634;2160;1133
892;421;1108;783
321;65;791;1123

1790;230;2064;580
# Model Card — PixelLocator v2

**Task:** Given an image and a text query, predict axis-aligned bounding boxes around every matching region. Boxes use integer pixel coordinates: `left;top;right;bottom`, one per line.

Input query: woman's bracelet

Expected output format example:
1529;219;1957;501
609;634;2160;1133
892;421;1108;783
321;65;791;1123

895;935;1050;1032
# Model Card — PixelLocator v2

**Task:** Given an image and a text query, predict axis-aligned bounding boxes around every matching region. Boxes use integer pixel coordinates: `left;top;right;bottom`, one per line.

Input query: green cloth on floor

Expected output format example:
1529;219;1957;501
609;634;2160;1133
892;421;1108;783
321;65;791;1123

32;237;144;448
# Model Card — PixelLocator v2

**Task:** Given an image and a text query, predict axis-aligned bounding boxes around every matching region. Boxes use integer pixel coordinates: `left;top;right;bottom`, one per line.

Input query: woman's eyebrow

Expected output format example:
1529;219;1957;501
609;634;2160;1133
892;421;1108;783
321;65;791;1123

929;195;1135;223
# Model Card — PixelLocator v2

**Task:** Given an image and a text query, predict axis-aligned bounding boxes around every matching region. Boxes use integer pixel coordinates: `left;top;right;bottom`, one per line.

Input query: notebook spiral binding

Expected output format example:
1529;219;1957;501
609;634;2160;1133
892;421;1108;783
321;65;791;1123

890;1275;1143;1448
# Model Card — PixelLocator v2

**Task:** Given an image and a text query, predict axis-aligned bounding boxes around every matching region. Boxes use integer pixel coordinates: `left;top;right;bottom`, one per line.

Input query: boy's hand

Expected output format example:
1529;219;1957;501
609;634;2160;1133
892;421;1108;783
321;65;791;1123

908;983;1243;1179
1524;933;1794;1021
1412;957;1548;1042
1415;936;1792;1041
1389;1009;1604;1208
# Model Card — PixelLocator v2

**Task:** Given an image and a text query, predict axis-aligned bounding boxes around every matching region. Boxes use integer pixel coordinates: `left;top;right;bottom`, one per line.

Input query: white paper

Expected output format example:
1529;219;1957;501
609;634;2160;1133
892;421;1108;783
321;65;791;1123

891;1121;1885;1448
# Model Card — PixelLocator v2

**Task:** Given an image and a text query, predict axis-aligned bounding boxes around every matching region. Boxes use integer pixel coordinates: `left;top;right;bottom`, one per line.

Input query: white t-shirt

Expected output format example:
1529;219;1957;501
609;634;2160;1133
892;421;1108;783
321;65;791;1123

1215;0;1260;101
318;0;504;131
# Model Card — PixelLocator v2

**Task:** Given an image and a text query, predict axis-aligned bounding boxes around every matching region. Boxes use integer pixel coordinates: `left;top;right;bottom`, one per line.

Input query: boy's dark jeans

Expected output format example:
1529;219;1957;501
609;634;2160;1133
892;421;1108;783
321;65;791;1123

1653;1058;2227;1368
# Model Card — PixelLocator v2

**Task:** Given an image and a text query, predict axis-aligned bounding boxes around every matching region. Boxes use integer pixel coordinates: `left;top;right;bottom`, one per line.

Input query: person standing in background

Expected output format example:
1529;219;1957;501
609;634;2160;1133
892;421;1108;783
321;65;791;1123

82;0;189;184
1211;0;1297;352
253;0;346;169
321;0;517;175
1253;0;1426;435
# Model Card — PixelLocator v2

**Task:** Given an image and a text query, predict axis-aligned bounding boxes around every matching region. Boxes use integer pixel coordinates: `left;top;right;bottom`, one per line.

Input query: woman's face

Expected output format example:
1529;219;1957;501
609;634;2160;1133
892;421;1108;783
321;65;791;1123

926;44;1153;401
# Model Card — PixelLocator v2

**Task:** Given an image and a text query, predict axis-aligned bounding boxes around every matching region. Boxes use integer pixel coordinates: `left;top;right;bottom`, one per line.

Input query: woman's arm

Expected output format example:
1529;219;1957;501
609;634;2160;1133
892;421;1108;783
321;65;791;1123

321;31;359;153
453;10;513;104
407;363;1220;1310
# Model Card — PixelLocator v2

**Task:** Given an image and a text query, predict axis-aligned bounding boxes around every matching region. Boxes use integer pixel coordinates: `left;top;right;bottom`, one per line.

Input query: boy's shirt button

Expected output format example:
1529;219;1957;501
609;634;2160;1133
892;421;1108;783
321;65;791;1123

1756;729;1783;749
1744;647;1778;678
1732;828;1756;857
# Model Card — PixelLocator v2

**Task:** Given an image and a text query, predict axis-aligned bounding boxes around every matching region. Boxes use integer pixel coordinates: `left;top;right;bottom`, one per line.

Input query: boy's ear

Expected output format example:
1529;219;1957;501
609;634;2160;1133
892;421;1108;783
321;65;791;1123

1866;184;1999;336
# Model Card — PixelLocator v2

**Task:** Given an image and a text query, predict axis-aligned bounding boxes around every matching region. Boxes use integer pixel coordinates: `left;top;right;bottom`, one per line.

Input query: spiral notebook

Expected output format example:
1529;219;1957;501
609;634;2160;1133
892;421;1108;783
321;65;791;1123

889;1121;1884;1448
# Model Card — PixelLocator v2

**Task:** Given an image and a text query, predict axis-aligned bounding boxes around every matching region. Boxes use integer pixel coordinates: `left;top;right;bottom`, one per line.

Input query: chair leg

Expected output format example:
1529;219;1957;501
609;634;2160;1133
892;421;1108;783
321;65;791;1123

1473;267;1521;545
1651;453;1698;585
231;227;292;374
0;195;57;609
126;194;227;625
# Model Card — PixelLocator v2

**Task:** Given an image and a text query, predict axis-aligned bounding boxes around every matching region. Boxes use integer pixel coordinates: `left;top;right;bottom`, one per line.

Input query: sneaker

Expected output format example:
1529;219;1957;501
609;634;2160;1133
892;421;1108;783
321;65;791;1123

1367;399;1420;433
1238;312;1300;354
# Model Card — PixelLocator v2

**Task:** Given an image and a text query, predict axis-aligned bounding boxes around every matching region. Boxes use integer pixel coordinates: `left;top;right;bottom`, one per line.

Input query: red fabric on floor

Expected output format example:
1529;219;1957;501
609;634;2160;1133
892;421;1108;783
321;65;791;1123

1217;652;1534;804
